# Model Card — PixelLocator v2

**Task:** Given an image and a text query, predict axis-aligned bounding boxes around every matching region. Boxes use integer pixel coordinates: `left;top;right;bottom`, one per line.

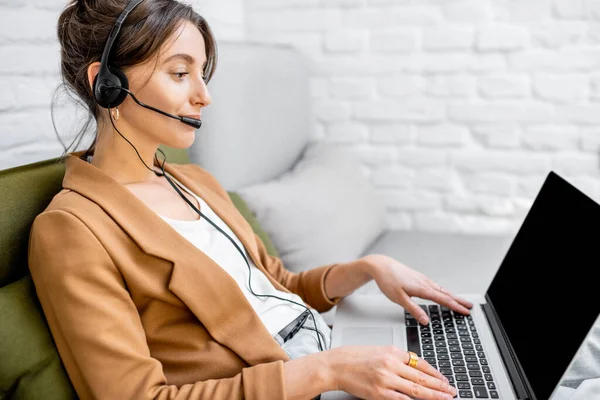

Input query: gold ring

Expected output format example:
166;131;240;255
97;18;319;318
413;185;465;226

407;351;419;368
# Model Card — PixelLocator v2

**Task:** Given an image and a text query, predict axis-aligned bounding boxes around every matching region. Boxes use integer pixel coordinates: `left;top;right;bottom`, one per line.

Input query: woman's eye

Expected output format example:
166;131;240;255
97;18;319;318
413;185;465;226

173;72;189;80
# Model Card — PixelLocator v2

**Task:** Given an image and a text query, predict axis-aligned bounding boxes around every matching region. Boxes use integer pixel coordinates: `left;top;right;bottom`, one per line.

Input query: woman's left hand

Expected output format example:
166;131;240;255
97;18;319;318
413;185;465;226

364;254;473;325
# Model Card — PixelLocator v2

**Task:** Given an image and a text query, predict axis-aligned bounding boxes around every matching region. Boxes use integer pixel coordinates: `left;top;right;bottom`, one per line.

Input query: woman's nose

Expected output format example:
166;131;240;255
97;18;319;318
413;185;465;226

193;75;212;107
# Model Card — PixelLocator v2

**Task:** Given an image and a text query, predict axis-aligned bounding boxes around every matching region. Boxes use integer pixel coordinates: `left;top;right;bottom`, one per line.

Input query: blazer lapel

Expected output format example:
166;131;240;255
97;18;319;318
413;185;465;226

62;152;291;365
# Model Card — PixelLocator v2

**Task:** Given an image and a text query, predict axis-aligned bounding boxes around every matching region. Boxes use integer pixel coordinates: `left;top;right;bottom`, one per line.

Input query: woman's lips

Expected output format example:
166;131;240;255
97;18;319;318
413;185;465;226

182;114;201;120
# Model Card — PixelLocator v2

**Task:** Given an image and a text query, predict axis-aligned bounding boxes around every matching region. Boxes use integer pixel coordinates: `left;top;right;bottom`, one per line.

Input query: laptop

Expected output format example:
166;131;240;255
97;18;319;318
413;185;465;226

322;171;600;400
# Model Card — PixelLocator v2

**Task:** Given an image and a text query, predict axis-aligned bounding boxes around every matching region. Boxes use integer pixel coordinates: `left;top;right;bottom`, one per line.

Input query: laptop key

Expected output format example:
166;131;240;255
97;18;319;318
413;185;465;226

425;357;436;364
455;366;467;373
484;374;494;381
456;374;469;381
489;390;499;398
439;360;451;367
459;390;473;398
469;371;483;377
406;327;421;356
452;360;465;366
441;368;453;375
457;382;471;390
487;382;496;390
480;358;488;365
473;387;488;398
482;366;491;373
472;378;485;386
468;364;479;370
423;344;434;350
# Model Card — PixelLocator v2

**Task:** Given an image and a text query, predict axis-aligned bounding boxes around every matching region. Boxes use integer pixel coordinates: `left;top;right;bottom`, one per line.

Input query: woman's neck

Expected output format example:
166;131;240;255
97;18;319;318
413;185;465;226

89;126;161;185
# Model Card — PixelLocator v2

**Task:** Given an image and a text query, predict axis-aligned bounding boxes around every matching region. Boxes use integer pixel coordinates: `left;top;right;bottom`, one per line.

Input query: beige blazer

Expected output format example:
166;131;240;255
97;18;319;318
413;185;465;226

28;151;342;400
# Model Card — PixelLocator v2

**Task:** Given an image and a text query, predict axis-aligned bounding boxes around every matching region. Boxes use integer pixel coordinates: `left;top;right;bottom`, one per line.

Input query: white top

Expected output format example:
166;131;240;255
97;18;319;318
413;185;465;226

157;173;306;336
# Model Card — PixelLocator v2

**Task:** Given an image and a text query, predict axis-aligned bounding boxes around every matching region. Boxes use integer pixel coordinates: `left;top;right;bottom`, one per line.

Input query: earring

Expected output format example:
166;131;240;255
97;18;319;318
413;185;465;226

111;106;119;122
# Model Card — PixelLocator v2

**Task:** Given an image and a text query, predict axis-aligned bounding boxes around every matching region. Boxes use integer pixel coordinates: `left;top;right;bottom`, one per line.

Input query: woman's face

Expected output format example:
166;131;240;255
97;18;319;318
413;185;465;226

118;20;212;149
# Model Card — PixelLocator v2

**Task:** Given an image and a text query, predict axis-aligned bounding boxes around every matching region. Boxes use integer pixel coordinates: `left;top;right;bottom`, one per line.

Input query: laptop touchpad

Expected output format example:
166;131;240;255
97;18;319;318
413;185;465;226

342;327;394;346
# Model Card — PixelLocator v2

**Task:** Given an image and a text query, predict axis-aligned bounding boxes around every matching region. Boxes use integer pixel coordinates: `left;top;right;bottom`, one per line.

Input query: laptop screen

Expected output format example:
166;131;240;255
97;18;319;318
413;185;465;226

486;172;600;400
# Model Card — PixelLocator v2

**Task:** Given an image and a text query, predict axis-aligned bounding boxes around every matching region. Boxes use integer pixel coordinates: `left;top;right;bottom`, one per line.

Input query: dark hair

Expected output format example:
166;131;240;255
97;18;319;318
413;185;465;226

52;0;218;161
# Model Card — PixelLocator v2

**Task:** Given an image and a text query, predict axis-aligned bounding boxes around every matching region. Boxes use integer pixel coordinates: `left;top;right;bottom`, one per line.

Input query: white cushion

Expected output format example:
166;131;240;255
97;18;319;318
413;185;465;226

190;41;309;191
237;142;387;274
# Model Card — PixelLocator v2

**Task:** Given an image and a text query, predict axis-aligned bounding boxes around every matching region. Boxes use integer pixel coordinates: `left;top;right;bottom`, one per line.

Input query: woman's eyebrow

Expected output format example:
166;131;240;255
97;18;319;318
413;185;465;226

163;53;207;68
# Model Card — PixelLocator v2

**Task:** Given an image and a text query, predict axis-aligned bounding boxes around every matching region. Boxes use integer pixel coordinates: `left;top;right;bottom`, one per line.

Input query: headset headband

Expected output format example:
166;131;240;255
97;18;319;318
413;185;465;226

94;0;144;108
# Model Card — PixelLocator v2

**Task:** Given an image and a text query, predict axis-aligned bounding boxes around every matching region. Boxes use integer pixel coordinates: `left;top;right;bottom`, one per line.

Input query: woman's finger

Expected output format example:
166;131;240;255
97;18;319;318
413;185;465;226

394;352;456;396
389;375;456;400
431;281;474;310
400;350;446;382
398;363;457;398
396;290;430;325
421;285;471;315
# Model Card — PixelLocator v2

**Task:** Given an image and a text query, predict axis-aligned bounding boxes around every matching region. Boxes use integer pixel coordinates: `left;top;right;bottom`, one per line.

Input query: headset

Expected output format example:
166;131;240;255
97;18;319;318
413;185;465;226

91;0;327;353
92;0;201;129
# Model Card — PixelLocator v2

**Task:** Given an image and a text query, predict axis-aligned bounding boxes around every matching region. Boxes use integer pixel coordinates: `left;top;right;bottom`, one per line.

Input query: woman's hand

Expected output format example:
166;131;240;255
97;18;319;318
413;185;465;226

325;345;457;400
364;254;473;325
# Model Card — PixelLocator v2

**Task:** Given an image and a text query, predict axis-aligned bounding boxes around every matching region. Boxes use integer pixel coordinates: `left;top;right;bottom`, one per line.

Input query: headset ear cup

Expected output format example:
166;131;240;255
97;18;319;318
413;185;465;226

110;67;129;107
93;66;129;108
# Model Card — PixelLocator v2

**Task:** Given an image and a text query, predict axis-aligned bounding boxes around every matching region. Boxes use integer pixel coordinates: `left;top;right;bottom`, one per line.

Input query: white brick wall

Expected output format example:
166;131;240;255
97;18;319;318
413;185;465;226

0;0;244;170
2;0;600;235
246;0;600;234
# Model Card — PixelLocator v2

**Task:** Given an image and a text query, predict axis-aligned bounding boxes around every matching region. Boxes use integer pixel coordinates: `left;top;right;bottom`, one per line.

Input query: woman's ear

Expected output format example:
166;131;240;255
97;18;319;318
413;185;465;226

87;62;101;94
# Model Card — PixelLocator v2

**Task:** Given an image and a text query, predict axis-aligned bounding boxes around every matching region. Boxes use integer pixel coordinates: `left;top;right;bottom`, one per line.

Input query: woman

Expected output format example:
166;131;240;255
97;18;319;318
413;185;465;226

28;1;471;399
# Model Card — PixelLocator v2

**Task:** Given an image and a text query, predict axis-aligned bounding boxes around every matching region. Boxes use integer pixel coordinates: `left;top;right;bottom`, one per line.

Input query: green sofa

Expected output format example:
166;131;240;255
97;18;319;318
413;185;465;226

0;147;280;399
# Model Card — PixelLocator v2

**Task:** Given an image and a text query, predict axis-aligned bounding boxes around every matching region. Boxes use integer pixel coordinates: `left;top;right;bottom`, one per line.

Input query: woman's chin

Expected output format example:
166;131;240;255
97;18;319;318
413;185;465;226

165;129;196;150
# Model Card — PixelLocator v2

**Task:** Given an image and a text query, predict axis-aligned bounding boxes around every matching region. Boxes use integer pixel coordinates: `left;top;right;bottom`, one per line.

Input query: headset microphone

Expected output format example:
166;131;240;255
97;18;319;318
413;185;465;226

113;85;202;129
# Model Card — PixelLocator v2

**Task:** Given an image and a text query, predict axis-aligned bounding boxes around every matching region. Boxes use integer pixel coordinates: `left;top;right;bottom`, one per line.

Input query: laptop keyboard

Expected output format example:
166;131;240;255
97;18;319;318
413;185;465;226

405;305;499;399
